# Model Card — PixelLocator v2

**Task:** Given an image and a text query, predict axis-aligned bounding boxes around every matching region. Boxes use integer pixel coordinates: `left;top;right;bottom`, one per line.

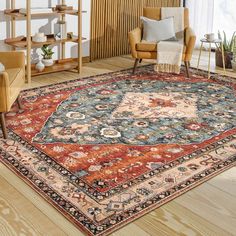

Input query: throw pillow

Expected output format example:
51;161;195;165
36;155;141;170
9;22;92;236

0;62;5;72
141;16;177;43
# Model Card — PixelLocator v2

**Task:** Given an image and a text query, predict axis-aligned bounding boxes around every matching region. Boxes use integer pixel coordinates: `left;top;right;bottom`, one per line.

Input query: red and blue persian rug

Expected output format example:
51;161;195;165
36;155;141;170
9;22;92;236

0;65;236;235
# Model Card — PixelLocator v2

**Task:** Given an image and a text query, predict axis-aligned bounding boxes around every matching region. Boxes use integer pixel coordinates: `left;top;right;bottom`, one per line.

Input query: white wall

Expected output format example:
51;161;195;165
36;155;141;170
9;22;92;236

0;0;91;62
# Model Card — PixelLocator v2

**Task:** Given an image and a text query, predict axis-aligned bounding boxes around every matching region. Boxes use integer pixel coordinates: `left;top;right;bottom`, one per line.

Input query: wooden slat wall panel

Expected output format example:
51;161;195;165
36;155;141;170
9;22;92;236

90;0;180;60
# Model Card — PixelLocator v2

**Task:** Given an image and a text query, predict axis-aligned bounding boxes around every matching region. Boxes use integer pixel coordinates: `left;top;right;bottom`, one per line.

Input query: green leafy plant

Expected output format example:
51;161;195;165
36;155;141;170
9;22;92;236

217;31;236;52
41;45;54;59
233;36;236;63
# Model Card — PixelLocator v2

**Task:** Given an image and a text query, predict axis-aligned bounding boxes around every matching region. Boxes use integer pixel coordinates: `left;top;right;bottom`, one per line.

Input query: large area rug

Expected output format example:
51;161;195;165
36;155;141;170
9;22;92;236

0;65;236;235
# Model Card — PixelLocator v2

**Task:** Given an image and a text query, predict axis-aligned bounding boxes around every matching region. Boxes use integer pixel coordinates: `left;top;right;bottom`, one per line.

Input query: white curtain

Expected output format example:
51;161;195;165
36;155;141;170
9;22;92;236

186;0;215;47
213;0;236;39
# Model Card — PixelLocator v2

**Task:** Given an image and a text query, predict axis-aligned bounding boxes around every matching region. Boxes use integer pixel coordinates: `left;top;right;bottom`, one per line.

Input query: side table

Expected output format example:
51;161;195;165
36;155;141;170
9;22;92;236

197;38;226;79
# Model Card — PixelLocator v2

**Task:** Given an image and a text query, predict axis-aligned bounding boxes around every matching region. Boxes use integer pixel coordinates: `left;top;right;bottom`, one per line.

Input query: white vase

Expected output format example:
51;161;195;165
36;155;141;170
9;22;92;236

42;59;54;67
35;60;45;72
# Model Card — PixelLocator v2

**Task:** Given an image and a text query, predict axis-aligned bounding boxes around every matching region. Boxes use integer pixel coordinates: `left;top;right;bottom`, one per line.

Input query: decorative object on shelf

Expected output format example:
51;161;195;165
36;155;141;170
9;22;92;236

32;32;47;43
41;45;54;67
216;31;235;69
55;5;73;12
67;32;73;39
19;7;53;14
0;62;5;72
231;36;236;72
55;20;67;39
35;60;45;72
4;36;24;44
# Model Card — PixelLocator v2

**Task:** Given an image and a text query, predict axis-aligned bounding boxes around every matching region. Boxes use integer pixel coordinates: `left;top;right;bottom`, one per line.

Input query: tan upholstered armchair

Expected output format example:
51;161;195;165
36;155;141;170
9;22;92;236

128;7;196;77
0;51;25;139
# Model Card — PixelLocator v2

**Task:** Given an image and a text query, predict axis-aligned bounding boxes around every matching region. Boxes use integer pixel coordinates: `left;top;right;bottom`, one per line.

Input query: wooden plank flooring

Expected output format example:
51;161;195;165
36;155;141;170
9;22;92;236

0;51;236;236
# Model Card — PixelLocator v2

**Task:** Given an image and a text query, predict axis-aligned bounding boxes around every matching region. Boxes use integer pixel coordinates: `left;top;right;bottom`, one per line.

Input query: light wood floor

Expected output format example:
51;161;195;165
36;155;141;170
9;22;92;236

1;51;236;236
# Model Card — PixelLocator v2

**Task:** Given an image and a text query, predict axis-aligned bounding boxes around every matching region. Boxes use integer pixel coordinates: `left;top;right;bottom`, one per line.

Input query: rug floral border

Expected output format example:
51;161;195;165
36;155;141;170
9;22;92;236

5;130;236;203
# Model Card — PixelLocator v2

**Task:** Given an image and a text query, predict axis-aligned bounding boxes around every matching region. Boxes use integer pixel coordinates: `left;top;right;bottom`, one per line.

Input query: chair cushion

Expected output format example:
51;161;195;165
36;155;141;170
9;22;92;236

141;16;176;43
136;40;157;52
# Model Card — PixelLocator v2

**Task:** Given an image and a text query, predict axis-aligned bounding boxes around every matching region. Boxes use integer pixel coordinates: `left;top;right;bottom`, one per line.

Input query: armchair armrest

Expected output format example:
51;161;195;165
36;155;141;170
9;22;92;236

0;72;10;112
128;27;142;58
184;27;196;61
0;51;25;69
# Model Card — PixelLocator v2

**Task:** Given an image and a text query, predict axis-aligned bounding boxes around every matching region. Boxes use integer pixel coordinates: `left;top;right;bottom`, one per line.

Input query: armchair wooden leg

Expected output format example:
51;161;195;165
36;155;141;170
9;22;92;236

184;61;190;78
0;113;8;139
133;58;139;74
17;95;23;110
139;59;142;63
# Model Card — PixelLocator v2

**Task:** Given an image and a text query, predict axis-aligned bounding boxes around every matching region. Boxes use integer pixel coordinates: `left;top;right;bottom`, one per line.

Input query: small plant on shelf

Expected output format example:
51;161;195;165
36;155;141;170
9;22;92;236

41;45;54;67
232;36;236;72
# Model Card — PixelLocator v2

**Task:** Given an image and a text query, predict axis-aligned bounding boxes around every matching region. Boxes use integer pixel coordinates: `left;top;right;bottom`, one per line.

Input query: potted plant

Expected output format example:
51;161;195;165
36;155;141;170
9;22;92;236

231;36;236;72
216;31;235;69
41;45;54;67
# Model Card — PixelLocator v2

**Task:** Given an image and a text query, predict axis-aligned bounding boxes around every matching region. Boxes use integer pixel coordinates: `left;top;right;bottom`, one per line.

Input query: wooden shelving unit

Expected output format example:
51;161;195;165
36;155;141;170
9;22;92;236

4;0;84;83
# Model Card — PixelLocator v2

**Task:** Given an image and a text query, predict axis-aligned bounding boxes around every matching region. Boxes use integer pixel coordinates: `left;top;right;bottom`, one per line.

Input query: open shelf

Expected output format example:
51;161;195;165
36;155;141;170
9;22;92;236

5;35;86;48
4;9;87;18
5;0;84;83
31;58;78;76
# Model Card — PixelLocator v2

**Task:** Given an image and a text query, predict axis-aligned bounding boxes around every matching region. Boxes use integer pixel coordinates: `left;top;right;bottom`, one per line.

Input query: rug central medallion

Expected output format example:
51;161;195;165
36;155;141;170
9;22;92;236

111;92;197;119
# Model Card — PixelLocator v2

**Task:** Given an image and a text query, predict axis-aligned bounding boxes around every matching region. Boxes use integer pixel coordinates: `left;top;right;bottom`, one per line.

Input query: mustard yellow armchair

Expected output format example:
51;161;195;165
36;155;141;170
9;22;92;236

0;51;25;139
128;7;196;77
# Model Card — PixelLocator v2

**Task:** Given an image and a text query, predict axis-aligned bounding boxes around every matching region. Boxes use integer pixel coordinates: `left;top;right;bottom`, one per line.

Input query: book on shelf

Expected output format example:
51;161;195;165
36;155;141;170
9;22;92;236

19;8;53;14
